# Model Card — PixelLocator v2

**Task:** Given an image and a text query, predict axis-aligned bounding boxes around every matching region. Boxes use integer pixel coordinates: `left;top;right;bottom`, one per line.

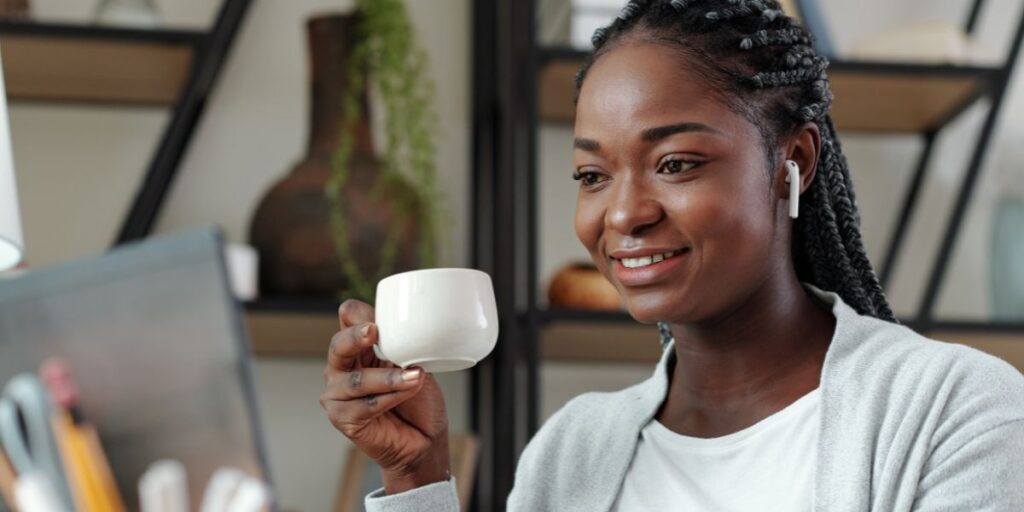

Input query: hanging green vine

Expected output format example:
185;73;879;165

326;0;442;302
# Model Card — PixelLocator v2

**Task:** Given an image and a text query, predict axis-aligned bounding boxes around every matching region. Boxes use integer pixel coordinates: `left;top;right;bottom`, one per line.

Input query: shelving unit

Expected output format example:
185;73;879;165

0;22;204;105
539;49;1002;133
471;0;1024;510
0;0;252;245
244;298;338;357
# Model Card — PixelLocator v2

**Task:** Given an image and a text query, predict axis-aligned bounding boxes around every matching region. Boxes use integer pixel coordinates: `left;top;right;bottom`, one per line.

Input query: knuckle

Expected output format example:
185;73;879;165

363;395;379;410
329;330;344;351
349;371;363;391
338;299;366;321
338;299;357;315
338;422;361;438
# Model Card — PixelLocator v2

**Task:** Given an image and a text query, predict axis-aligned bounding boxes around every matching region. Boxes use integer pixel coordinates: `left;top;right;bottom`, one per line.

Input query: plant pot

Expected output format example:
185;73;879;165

248;13;421;299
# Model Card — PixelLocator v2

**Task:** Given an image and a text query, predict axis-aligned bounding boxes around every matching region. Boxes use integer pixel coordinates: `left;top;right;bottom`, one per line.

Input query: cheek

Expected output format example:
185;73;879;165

673;178;774;252
574;195;602;253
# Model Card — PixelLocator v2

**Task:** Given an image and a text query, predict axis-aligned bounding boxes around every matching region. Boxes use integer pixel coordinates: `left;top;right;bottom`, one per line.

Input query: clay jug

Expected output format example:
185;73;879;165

249;13;421;299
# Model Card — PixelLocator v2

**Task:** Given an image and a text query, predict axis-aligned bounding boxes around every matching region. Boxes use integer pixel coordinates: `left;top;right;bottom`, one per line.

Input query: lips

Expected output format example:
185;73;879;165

609;247;690;287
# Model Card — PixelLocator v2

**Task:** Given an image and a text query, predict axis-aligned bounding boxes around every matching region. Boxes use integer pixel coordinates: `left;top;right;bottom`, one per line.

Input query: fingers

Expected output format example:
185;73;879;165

321;386;424;437
338;299;375;330
322;367;423;401
327;322;376;371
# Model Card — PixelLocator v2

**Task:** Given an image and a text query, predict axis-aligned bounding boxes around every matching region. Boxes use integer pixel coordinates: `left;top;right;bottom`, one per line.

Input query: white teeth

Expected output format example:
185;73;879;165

622;256;653;268
619;250;682;269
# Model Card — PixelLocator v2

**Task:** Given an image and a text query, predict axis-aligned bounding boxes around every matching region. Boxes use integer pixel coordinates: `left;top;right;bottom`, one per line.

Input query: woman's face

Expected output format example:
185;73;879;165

574;41;787;325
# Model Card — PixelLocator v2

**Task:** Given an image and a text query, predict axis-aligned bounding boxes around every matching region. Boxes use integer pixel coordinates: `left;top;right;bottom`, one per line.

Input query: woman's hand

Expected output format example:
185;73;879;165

320;299;451;494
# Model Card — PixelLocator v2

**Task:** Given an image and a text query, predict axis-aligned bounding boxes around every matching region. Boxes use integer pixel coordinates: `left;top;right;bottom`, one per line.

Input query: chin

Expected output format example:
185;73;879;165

621;291;694;325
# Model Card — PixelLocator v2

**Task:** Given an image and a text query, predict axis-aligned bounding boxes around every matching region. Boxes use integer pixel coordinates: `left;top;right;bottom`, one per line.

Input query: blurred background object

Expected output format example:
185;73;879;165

94;0;160;28
0;0;29;21
248;12;427;302
851;21;998;64
548;262;623;311
0;48;23;272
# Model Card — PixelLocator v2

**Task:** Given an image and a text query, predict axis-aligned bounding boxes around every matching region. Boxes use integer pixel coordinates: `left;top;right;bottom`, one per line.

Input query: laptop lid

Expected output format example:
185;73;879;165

0;228;274;511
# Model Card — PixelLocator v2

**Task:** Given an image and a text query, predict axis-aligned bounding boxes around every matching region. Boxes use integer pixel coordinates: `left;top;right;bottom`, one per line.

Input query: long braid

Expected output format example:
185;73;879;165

576;0;896;323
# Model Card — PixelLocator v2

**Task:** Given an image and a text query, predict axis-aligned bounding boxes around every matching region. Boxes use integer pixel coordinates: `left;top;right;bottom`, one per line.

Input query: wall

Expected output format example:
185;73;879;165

10;1;469;511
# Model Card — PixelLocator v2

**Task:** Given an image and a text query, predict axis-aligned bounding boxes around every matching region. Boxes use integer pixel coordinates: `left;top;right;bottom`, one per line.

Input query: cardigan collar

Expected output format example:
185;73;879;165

593;284;857;510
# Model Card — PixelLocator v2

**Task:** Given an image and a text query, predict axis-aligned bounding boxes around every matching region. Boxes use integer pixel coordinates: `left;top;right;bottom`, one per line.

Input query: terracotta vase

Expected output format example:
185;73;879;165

249;13;421;299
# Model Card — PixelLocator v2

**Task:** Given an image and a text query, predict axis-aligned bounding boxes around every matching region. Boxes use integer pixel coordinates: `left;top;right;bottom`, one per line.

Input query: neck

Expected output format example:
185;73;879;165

658;266;834;437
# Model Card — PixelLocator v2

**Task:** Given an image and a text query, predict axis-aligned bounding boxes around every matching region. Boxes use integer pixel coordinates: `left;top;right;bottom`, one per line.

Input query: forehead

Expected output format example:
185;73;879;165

575;41;747;138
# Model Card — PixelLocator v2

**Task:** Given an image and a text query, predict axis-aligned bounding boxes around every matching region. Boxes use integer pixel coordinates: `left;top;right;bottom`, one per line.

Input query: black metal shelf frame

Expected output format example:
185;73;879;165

472;0;1024;510
0;2;251;245
115;0;251;243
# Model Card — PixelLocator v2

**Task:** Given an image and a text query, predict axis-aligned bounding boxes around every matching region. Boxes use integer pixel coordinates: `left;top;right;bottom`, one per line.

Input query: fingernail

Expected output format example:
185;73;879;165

401;368;421;383
361;323;372;338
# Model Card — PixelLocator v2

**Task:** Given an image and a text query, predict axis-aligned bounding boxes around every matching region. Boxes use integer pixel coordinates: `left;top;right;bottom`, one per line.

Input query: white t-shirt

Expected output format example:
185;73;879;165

613;388;821;511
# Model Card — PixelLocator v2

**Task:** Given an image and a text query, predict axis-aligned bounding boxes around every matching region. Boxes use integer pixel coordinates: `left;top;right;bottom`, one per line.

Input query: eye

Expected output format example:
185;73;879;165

657;157;701;175
572;170;607;187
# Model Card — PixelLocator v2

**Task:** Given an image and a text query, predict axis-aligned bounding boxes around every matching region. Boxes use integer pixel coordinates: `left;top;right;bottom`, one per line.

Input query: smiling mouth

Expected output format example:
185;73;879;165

613;249;687;269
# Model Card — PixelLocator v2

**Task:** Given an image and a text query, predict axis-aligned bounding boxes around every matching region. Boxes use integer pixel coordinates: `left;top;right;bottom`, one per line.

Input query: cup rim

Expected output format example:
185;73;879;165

377;267;491;287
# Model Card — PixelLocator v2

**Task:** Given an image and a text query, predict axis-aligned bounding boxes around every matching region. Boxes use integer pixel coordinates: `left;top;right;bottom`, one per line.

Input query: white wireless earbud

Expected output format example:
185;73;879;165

784;160;800;219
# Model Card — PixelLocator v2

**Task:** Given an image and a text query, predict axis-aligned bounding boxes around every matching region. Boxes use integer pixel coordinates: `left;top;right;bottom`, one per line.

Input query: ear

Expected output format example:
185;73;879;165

776;122;821;200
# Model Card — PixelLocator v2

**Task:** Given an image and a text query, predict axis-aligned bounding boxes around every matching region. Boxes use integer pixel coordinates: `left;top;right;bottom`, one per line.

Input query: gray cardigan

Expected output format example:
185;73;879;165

366;287;1024;511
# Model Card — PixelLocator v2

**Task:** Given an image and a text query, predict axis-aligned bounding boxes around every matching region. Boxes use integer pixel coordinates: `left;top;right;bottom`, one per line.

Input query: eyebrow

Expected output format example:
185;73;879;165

573;122;721;152
641;122;721;141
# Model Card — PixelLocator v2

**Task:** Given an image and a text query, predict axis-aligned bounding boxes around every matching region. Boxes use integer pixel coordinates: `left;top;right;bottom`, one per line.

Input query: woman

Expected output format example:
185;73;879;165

320;0;1024;510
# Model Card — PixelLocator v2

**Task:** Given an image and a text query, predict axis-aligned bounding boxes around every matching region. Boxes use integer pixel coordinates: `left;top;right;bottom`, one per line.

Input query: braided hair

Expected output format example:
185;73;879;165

579;0;896;322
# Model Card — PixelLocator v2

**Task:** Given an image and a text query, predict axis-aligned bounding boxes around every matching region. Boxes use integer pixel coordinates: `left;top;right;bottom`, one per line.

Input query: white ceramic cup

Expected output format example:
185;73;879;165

373;268;498;373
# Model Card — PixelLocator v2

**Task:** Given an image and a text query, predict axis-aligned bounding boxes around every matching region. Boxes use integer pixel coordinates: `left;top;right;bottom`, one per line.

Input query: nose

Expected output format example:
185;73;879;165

606;179;664;236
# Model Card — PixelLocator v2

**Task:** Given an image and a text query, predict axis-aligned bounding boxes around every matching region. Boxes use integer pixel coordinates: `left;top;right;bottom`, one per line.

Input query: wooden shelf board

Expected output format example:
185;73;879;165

538;49;999;133
541;321;660;363
241;298;1024;370
245;310;337;358
0;22;203;105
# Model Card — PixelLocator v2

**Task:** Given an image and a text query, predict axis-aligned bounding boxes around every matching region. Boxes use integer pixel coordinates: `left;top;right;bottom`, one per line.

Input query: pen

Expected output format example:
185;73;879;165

39;359;126;512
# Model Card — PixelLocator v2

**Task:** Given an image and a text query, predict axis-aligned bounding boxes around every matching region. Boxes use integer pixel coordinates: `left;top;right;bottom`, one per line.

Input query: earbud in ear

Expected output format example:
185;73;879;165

784;160;800;219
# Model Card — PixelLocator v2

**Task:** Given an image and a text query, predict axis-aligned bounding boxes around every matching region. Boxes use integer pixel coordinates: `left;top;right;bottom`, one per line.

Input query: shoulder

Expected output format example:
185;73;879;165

521;385;642;460
513;373;660;472
508;382;657;509
830;312;1024;436
846;315;1022;394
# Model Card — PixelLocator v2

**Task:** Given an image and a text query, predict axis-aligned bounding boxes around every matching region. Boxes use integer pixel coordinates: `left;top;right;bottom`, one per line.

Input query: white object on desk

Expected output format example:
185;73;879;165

225;477;270;512
200;467;246;512
0;47;24;272
14;472;69;512
139;460;189;512
223;243;259;301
